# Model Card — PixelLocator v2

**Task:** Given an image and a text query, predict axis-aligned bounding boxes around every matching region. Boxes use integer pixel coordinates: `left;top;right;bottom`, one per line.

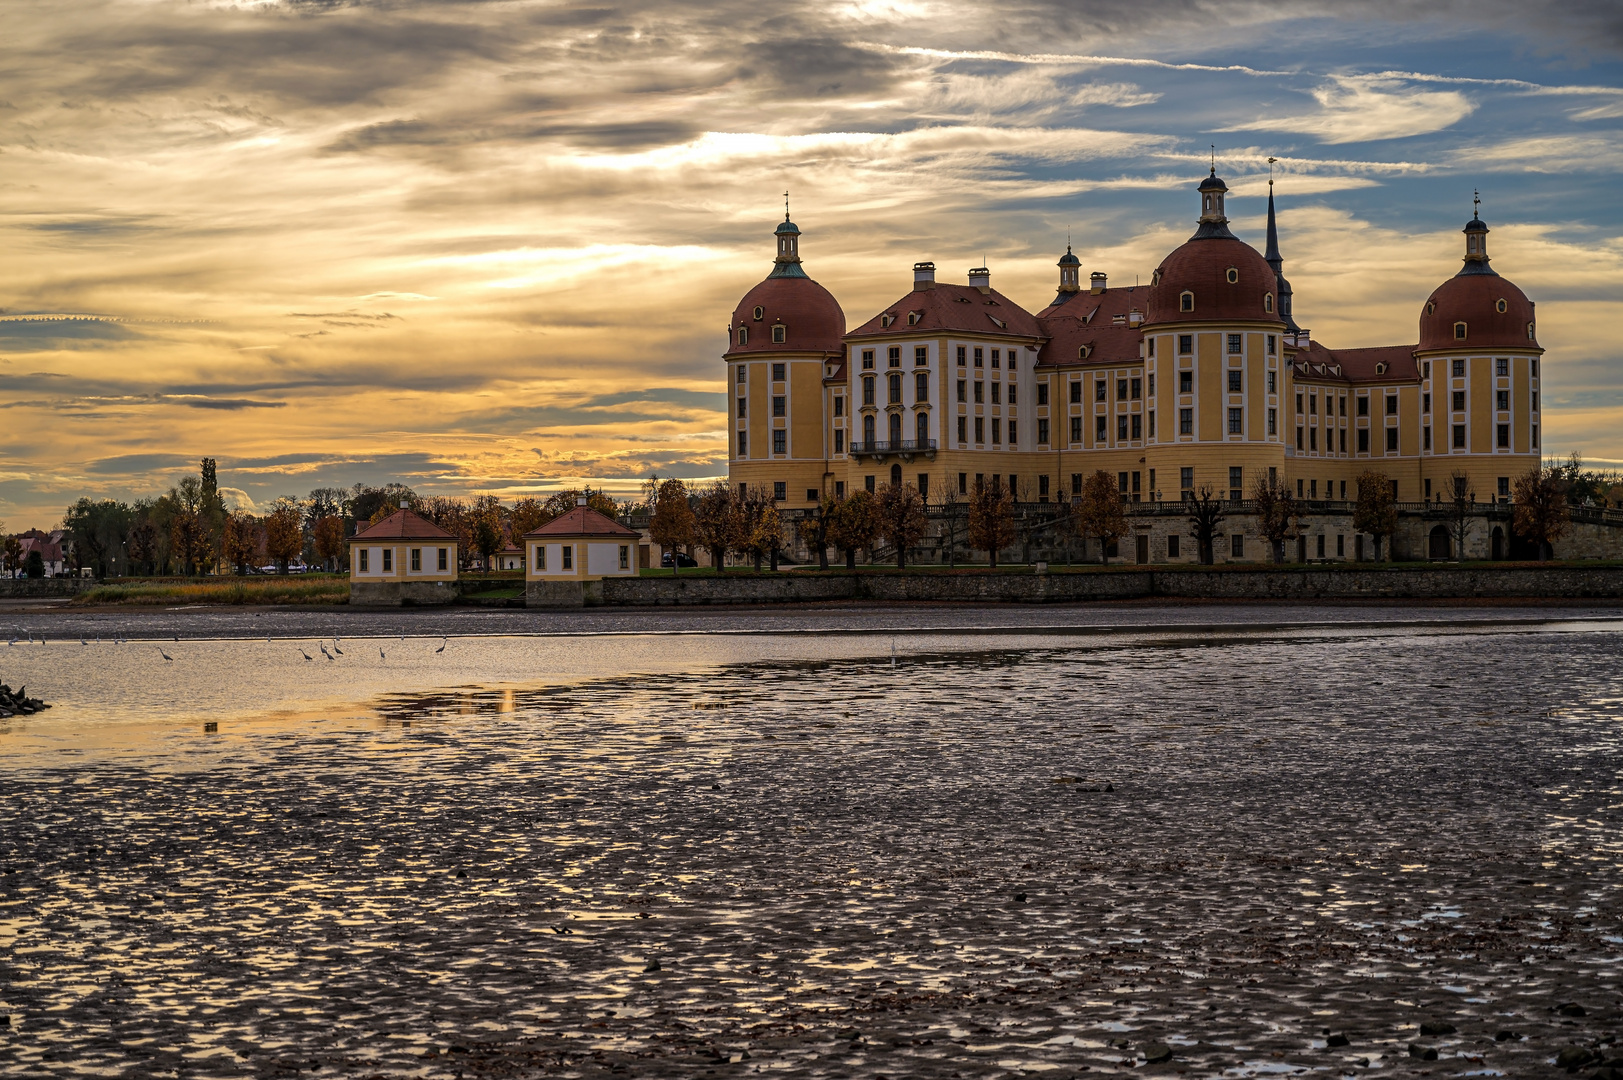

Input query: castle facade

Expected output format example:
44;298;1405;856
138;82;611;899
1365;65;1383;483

723;173;1543;533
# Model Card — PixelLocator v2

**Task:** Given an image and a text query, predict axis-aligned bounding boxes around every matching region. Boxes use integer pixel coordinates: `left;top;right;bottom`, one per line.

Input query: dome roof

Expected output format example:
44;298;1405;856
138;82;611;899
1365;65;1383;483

1419;273;1538;353
728;275;845;355
1145;235;1283;326
1057;245;1080;267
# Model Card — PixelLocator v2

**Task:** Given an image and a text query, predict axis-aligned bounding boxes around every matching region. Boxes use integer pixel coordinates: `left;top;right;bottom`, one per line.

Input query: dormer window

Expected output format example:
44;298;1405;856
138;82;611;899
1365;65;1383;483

738;326;749;345
772;324;786;343
1078;345;1091;359
1453;322;1467;341
880;313;895;328
1527;321;1536;340
908;311;921;326
1264;293;1274;313
1225;267;1239;284
753;306;764;321
1426;301;1436;315
1495;298;1508;313
1375;362;1387;376
1180;291;1194;312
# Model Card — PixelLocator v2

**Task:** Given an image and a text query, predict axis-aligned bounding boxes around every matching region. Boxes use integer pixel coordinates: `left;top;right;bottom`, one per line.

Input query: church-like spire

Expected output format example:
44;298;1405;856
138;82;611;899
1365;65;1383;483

768;194;808;279
1457;190;1498;277
1264;163;1298;330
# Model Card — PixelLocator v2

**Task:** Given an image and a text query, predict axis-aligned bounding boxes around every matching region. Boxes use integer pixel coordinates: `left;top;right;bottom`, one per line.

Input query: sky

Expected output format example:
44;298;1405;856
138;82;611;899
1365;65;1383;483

2;0;1622;528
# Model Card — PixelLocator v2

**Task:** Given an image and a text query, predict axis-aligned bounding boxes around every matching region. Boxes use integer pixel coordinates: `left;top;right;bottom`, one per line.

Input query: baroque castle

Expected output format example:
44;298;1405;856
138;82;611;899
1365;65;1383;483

723;172;1543;528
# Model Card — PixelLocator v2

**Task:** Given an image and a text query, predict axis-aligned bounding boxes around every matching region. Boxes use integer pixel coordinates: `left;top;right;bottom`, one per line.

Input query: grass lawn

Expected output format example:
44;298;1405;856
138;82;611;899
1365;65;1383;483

72;576;350;606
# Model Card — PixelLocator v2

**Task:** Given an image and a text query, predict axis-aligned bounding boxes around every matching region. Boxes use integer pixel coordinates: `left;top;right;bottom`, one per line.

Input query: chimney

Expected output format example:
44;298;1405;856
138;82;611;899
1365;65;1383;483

913;261;936;290
1090;271;1107;294
968;265;990;293
1128;309;1143;326
576;495;587;507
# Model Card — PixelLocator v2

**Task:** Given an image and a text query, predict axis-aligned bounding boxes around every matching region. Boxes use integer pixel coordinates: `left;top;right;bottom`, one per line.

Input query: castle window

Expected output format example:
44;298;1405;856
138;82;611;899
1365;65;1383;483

1180;409;1193;435
916;372;929;402
1180;291;1195;312
1227;334;1242;355
908;311;921;325
956;345;966;365
772;325;786;343
1426;301;1436;315
1528;322;1536;340
880;314;894;327
888;347;901;368
1453;322;1467;340
1070;381;1082;404
1179;334;1193;355
753;306;763;320
1531;358;1539;377
737;366;746;384
1452;358;1466;377
862;349;875;369
738;326;748;345
915;346;928;366
773;430;786;454
1496;358;1509;377
1496;298;1508;313
1264;293;1274;313
772;362;785;381
1078;345;1091;359
1226;267;1239;284
974;348;984;367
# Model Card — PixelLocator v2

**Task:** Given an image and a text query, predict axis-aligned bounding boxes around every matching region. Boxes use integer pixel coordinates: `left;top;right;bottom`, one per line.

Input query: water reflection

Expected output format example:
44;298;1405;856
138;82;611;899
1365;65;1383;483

1;622;1621;1077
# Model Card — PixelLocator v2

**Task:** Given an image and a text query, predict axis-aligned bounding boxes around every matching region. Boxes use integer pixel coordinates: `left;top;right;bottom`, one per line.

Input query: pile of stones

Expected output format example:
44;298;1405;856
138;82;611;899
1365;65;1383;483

0;682;48;717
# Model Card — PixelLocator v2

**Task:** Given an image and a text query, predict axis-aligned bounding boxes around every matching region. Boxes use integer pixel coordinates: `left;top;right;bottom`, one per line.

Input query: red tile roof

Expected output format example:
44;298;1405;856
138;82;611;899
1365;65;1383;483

1419;272;1539;353
348;509;456;542
847;284;1043;340
727;275;846;356
523;505;639;539
1291;341;1419;384
1035;287;1149;367
1145;235;1285;328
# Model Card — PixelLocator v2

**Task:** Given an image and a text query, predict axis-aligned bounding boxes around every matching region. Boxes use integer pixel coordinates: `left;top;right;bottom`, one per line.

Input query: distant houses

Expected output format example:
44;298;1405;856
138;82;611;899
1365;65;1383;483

347;509;459;605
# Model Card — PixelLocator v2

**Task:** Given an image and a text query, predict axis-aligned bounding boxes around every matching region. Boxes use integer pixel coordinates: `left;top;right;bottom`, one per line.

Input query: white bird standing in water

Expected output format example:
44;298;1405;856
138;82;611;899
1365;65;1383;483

158;647;173;662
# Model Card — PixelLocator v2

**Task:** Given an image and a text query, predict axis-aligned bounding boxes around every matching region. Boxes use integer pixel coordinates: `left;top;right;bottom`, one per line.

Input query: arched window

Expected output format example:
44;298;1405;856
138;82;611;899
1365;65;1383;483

1527;321;1536;340
863;414;875;444
888;412;903;444
1180;291;1194;312
916;411;929;444
1426;301;1436;315
772;324;786;343
1078;345;1091;359
737;325;748;345
1264;293;1274;313
1454;322;1468;341
890;463;902;486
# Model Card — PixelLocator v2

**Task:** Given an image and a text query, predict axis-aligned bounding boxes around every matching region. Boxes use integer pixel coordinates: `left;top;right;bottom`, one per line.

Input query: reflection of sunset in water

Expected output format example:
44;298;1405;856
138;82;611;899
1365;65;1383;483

2;614;1621;1075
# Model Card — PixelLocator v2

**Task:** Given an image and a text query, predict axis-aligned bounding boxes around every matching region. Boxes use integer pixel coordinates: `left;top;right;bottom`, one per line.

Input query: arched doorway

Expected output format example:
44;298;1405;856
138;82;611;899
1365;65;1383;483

915;411;929;445
888;412;903;446
1491;527;1504;560
863;414;875;447
1429;525;1451;560
890;463;902;487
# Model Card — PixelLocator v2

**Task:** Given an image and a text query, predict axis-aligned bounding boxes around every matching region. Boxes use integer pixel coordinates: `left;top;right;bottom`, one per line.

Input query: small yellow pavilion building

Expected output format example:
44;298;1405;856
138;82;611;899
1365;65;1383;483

523;499;639;606
347;508;459;606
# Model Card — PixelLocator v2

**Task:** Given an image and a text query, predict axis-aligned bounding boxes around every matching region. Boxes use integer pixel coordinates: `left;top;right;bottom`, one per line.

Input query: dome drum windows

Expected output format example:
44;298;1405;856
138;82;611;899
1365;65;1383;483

753;306;764;321
737;326;749;345
1453;322;1467;341
1264;293;1274;313
1426;301;1437;315
1180;291;1195;313
772;324;787;343
1527;322;1536;340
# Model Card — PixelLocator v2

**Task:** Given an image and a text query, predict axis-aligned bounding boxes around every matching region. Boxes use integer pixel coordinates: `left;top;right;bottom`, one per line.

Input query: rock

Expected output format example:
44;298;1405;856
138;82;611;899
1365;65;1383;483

1142;1043;1173;1064
1326;1034;1350;1048
1589;1067;1623;1080
1495;1030;1522;1042
1105;783;1114;792
1408;1044;1438;1061
644;959;661;972
1559;1002;1588;1018
1014;892;1027;903
1420;1021;1456;1036
1558;1047;1598;1070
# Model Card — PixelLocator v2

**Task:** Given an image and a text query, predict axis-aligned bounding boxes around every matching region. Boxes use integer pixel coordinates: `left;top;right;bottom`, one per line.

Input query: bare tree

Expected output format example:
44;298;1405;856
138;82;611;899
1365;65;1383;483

1512;465;1570;561
1352;470;1397;562
795;496;835;570
934;479;964;567
1251;474;1301;563
1073;470;1127;565
1446;470;1474;562
1186;485;1226;565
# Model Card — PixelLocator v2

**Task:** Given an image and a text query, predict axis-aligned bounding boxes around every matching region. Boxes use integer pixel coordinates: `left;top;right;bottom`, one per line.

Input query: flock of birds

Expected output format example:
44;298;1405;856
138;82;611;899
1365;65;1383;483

9;629;451;663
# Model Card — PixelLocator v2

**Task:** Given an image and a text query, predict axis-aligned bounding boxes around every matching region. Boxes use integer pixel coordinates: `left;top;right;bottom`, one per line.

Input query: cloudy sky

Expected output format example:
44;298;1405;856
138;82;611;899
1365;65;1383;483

3;0;1622;526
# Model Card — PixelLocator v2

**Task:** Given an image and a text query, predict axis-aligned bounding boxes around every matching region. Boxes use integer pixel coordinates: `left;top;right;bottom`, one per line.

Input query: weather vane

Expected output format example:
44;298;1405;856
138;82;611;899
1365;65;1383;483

1268;156;1277;186
1210;144;1216;173
1473;189;1480;217
784;190;790;221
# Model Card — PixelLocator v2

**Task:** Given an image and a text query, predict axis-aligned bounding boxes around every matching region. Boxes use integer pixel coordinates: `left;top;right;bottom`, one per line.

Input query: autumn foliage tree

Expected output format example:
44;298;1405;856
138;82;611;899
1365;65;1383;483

1073;470;1127;565
967;478;1015;568
1352;470;1397;562
739;486;785;570
826;490;880;570
264;501;304;574
876;482;928;568
694;481;741;571
312;515;345;571
647;478;696;573
223;511;261;575
509;496;550;538
1512;465;1570;561
796;494;836;570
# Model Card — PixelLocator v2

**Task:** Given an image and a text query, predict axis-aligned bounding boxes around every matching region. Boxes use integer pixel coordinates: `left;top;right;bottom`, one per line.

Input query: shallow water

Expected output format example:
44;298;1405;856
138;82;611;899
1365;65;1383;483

2;614;1622;1077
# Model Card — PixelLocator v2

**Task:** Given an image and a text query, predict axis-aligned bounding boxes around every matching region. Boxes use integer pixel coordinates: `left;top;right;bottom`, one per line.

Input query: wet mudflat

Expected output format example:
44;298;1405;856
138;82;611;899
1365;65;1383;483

2;616;1622;1078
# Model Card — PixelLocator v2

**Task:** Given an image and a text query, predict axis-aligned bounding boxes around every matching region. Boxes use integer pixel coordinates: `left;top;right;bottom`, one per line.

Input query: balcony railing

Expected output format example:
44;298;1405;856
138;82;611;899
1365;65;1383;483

849;439;938;456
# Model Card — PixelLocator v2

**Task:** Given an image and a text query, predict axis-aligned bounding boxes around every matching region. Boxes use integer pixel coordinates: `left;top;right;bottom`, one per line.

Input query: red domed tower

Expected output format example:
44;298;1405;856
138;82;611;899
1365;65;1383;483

723;210;847;508
1416;198;1544;503
1141;169;1288;501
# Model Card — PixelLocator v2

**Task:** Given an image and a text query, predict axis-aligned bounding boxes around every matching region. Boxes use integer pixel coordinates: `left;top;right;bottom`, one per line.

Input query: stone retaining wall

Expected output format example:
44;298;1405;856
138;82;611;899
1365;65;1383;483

0;578;98;598
349;580;459;607
571;565;1623;607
